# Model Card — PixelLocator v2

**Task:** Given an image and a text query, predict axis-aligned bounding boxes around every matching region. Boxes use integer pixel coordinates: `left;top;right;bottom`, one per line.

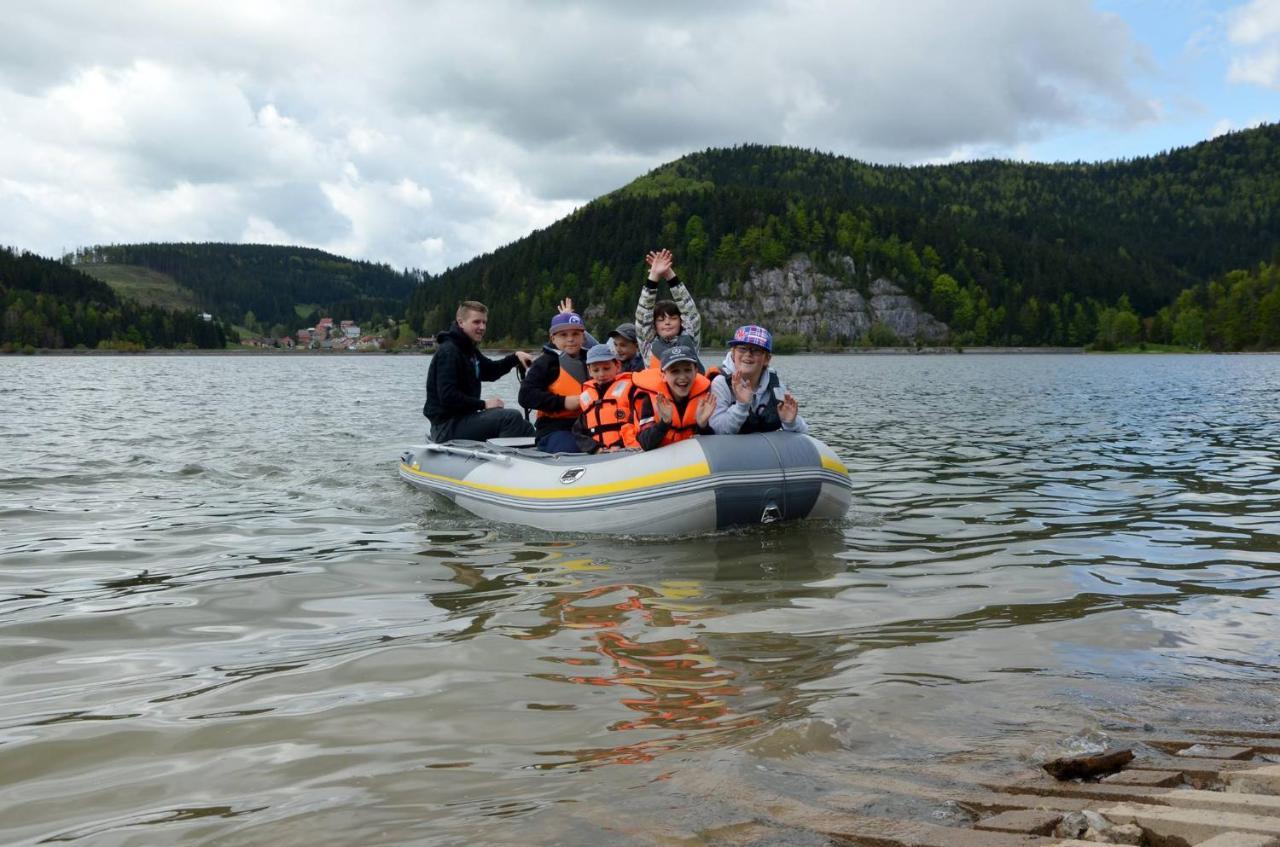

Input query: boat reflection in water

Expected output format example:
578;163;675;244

427;526;853;769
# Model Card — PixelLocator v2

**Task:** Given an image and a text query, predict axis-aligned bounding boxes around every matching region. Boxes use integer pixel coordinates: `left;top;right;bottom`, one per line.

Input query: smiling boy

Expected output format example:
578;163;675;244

631;345;717;451
573;343;640;452
519;311;593;453
709;324;807;435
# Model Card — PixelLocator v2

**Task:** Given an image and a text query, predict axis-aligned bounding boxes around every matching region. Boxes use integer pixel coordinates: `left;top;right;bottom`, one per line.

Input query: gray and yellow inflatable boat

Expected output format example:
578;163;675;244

398;432;852;535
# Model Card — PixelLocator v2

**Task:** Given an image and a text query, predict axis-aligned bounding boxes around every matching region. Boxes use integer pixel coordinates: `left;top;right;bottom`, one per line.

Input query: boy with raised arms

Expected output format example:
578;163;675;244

635;248;704;372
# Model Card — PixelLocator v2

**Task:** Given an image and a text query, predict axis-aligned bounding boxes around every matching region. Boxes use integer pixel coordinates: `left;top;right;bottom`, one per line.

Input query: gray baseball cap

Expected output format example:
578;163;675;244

585;343;619;365
608;322;638;342
659;345;699;370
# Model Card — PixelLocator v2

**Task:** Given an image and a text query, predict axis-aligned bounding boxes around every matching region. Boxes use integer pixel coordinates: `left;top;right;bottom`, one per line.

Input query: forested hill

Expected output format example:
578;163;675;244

70;243;422;332
1;248;232;351
407;124;1280;348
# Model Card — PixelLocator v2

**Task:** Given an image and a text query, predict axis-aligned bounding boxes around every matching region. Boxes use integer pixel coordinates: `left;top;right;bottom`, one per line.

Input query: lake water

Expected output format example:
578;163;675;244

2;353;1279;845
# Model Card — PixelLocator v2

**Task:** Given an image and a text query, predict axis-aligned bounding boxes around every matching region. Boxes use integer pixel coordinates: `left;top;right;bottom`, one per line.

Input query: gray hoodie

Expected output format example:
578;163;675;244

709;351;808;435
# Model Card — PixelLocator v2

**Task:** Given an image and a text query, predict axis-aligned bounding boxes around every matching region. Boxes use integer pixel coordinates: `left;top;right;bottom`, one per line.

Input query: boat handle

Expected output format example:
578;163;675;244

422;443;512;463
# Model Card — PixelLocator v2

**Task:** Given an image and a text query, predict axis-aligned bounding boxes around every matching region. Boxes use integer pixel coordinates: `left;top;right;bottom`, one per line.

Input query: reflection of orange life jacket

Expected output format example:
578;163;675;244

538;351;587;421
632;368;712;447
579;374;639;450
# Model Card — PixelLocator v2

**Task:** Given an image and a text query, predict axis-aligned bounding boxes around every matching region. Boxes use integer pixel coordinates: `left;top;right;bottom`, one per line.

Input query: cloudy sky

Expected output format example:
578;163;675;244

1;0;1276;273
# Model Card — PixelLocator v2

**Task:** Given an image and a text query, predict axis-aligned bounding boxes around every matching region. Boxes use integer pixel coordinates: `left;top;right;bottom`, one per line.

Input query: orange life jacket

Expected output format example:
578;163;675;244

579;374;639;450
537;350;587;421
632;368;713;447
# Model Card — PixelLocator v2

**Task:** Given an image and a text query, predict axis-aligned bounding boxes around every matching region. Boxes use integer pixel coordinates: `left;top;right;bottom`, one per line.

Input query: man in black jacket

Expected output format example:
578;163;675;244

424;301;535;442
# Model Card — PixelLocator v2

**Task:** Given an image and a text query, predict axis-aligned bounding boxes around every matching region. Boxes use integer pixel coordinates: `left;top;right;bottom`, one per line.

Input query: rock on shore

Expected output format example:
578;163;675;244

699;255;949;345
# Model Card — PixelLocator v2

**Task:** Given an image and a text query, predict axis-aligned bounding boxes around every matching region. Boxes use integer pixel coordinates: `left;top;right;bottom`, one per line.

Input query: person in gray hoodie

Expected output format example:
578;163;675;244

708;324;807;435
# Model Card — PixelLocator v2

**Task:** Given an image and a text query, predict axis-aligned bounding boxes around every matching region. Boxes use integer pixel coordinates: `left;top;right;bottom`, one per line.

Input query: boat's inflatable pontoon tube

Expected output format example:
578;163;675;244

398;432;851;535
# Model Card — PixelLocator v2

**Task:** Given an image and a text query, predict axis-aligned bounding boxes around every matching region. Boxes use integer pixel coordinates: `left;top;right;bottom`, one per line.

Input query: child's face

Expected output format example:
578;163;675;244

588;360;620;382
731;344;770;379
612;337;637;361
663;361;697;399
655;312;682;339
550;328;584;356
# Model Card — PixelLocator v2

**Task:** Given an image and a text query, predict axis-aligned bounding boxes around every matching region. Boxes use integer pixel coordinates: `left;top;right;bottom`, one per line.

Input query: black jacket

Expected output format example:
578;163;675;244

423;324;520;425
518;343;589;435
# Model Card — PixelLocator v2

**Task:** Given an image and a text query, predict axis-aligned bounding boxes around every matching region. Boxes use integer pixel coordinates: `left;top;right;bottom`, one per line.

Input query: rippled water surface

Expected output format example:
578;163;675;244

3;353;1279;845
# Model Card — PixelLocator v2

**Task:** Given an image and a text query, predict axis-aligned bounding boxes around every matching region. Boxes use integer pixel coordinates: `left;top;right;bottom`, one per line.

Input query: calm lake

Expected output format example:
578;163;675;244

2;353;1278;845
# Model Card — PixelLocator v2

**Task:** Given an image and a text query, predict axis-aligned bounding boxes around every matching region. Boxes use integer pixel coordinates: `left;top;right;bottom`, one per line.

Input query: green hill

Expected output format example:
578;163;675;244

78;264;201;312
407;124;1280;348
69;243;423;332
1;248;233;351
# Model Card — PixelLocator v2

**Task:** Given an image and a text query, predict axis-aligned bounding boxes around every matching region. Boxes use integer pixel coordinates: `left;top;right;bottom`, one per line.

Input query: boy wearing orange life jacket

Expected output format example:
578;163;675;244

518;311;593;453
632;345;717;451
572;343;641;452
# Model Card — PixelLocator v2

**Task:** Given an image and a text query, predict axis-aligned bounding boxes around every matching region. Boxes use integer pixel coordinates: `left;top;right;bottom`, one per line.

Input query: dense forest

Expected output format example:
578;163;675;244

12;125;1280;352
407;124;1280;349
1;248;233;351
69;243;423;332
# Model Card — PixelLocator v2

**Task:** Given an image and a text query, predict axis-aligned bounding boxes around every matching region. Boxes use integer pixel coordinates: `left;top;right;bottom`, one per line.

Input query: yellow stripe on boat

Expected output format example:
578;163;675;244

399;459;712;500
821;454;848;475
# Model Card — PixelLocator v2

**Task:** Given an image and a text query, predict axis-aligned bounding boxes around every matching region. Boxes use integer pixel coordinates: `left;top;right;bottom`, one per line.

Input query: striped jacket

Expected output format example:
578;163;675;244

634;275;701;363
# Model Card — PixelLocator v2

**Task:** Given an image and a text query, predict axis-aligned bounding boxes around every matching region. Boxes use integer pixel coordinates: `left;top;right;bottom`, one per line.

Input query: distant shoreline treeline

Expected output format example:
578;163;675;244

1;247;234;352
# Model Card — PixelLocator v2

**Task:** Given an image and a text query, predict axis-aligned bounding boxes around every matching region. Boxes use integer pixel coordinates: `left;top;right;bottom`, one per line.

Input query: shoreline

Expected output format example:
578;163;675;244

7;345;1277;357
1;345;1087;356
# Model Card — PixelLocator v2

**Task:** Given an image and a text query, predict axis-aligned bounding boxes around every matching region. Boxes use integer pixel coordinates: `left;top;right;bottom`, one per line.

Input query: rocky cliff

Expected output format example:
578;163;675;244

698;255;949;345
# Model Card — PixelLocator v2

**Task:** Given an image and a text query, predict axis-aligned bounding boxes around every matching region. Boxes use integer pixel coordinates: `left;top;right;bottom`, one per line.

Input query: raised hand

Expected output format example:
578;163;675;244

654;394;674;424
514;350;534;367
731;371;754;405
696;393;717;428
778;392;798;423
645;248;675;281
557;297;574;315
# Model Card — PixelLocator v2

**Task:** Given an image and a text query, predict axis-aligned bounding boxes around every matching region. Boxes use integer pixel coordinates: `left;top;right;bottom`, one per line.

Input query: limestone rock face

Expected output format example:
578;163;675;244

700;255;948;344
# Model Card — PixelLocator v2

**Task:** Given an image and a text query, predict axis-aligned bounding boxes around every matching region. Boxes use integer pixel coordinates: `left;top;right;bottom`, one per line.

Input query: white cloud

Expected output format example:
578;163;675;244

0;0;1179;272
1227;0;1280;88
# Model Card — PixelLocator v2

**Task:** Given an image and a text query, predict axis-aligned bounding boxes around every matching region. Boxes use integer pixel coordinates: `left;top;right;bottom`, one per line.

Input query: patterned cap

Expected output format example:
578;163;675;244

728;324;772;352
585;343;619;365
659;345;699;370
549;312;585;334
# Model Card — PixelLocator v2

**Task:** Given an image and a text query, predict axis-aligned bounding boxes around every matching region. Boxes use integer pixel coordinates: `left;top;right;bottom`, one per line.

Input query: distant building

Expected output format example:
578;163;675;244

297;329;312;344
344;325;360;339
199;312;213;322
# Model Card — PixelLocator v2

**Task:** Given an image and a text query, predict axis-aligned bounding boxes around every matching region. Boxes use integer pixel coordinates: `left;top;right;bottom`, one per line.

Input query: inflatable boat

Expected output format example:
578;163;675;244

398;432;851;535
